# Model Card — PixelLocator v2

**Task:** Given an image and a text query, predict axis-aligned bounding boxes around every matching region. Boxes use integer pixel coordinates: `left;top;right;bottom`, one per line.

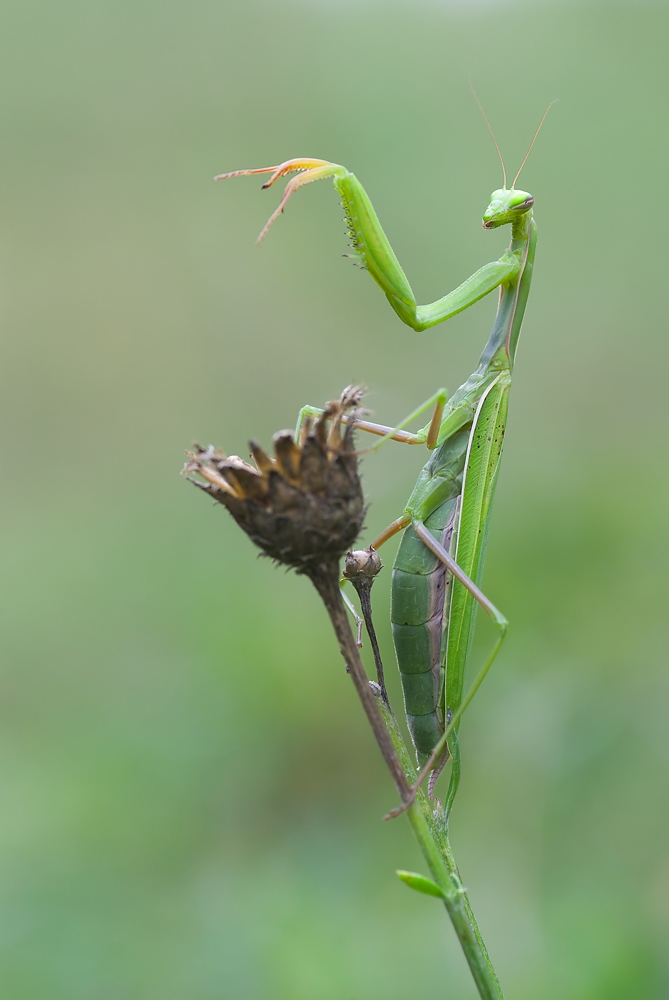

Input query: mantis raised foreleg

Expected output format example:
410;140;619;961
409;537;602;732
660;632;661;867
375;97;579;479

216;129;541;806
216;158;523;331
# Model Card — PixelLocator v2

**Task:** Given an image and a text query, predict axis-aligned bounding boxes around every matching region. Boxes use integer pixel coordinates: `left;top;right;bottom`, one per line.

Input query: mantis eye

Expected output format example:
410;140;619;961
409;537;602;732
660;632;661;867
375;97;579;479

512;197;534;213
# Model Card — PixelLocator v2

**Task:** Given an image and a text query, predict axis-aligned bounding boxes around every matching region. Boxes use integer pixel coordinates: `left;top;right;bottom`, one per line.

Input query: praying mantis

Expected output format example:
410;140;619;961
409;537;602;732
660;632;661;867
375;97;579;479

216;105;550;808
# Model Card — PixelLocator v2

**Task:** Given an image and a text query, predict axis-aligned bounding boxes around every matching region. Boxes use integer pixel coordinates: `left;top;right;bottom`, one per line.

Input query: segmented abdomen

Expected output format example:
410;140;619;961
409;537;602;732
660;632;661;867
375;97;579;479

391;497;459;765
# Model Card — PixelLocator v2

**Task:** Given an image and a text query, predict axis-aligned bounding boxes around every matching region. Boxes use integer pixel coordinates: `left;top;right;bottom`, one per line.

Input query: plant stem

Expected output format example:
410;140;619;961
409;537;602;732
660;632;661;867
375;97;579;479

347;570;389;706
308;564;412;802
378;699;505;1000
309;563;505;1000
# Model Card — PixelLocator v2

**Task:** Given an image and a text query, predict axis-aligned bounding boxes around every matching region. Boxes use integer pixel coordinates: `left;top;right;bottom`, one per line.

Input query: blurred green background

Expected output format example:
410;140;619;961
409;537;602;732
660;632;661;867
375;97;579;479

2;1;668;997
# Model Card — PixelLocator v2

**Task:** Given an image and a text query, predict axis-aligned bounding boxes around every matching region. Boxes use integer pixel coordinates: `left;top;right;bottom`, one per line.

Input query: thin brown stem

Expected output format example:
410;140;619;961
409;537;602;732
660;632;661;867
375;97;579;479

348;576;389;706
307;562;412;803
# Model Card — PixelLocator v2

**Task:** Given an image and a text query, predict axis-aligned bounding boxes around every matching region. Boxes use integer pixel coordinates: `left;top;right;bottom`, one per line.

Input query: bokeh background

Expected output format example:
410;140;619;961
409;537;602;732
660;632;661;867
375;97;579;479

2;1;668;997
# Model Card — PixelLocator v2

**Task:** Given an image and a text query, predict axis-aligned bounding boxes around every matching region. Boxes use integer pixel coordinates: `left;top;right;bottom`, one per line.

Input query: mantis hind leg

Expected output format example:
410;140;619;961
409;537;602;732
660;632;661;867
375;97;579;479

412;521;507;630
418;617;506;819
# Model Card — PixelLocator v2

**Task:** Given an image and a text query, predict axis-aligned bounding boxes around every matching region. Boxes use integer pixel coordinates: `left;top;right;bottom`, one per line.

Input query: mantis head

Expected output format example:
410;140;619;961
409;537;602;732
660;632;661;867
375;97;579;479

471;89;555;231
482;189;534;230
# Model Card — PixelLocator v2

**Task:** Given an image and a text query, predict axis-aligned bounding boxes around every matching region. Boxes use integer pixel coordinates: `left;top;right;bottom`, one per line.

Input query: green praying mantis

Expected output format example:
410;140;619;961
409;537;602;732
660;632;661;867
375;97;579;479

216;103;551;809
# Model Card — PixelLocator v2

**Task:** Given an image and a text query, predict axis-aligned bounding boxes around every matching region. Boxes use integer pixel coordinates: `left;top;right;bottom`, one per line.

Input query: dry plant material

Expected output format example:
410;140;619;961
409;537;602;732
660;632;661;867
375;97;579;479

184;386;365;575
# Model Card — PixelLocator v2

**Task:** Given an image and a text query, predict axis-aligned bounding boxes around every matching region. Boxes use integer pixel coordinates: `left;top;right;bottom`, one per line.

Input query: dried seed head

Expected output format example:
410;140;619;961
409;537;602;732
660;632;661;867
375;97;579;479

343;547;383;581
184;387;366;575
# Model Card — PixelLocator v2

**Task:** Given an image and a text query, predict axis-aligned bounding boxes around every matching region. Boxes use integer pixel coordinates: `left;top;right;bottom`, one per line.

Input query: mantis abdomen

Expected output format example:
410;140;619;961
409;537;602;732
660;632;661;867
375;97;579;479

392;498;459;764
391;368;511;773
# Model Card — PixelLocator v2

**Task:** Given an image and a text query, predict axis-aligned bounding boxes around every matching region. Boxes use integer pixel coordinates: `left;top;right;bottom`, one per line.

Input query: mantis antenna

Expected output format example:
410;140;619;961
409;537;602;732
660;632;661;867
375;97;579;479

512;99;558;189
469;79;507;190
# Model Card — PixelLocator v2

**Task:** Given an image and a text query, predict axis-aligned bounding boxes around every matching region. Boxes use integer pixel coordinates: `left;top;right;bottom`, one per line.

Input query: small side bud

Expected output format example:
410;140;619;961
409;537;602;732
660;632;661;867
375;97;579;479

343;547;383;581
396;870;445;899
343;546;387;704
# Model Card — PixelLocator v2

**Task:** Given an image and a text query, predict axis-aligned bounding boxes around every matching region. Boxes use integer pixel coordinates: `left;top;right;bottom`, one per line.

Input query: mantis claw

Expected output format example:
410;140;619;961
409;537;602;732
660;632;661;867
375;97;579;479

215;157;342;242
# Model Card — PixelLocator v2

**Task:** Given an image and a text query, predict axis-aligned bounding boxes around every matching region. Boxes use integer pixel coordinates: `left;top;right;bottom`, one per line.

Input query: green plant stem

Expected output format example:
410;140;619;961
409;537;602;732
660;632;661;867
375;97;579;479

310;564;505;1000
379;701;505;1000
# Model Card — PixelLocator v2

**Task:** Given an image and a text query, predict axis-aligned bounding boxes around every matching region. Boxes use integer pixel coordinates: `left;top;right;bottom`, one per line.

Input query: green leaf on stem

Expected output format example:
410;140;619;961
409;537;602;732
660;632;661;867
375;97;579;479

396;870;445;899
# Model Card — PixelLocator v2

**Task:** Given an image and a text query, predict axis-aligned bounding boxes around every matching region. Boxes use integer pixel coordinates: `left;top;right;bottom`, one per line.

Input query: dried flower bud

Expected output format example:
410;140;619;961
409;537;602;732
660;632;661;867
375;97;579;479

184;387;366;575
343;547;383;581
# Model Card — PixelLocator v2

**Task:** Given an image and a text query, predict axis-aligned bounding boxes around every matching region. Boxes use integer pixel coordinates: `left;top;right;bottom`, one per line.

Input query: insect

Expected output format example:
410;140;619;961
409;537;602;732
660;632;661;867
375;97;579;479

216;104;550;808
